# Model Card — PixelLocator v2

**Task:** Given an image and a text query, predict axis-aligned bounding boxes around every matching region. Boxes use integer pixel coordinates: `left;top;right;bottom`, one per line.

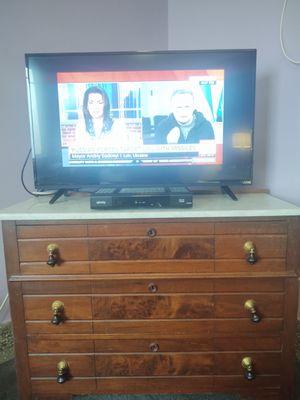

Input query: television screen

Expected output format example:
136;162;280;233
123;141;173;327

26;50;256;190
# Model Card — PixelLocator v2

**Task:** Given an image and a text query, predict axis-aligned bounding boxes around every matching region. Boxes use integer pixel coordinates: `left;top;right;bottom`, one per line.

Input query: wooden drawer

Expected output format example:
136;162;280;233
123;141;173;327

17;224;88;238
215;293;284;318
88;222;214;237
94;351;280;377
23;296;92;320
92;277;214;293
31;379;96;395
93;319;283;336
94;336;281;353
91;260;214;274
92;292;283;320
95;353;214;376
20;261;90;275
18;238;89;262
215;221;287;235
89;236;214;260
93;294;214;319
28;337;94;353
29;354;94;377
26;321;93;334
215;235;287;259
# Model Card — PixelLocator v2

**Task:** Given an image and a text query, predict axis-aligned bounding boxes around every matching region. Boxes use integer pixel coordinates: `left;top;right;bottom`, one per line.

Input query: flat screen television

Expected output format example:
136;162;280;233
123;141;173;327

25;49;256;192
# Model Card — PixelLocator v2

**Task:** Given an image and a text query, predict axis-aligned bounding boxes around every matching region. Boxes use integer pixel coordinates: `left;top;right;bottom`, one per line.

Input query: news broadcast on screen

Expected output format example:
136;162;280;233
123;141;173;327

57;69;224;168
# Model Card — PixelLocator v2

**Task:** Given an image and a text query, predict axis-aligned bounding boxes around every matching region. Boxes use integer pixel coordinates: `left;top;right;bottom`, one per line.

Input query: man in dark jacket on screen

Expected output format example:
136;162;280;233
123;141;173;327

156;89;214;144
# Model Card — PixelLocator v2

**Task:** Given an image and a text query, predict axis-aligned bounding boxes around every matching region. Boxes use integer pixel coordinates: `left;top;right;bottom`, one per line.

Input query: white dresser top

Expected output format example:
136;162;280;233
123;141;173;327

0;192;299;221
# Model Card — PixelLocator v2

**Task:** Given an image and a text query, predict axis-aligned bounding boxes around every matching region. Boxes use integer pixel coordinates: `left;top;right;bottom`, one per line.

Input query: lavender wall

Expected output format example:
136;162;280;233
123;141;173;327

168;0;300;204
0;0;300;322
0;0;168;323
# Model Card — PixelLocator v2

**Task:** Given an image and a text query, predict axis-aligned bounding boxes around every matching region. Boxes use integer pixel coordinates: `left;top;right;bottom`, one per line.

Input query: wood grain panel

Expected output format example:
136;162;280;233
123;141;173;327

24;296;92;320
95;353;214;376
31;379;96;394
215;235;287;259
28;337;94;354
214;319;283;336
93;295;214;319
20;262;90;275
17;224;88;238
94;336;281;353
93;320;214;336
93;319;282;337
215;352;281;374
214;278;284;292
89;236;214;260
2;221;20;276
214;336;281;351
18;238;88;262
92;278;214;294
22;281;92;295
91;260;214;274
215;259;286;272
95;338;214;353
215;221;287;235
95;377;213;393
88;222;214;237
214;293;284;318
29;355;94;377
213;375;280;390
26;321;92;334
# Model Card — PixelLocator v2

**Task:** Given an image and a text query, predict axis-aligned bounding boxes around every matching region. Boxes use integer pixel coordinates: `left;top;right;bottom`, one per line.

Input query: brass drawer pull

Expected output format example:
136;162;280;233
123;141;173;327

57;360;69;384
148;283;158;293
149;342;159;352
243;241;257;265
242;356;255;380
244;299;261;323
147;228;157;237
47;243;59;266
51;300;65;325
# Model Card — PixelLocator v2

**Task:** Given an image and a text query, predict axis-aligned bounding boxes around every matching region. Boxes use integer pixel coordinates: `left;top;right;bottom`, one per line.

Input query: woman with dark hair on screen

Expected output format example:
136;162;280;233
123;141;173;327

75;86;128;146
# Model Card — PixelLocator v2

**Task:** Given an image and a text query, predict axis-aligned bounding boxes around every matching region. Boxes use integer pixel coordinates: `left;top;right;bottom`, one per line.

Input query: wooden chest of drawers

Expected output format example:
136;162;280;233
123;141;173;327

2;208;300;400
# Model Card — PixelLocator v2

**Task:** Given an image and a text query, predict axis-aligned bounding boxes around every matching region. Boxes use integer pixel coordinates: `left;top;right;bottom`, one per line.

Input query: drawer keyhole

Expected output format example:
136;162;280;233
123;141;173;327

148;283;158;293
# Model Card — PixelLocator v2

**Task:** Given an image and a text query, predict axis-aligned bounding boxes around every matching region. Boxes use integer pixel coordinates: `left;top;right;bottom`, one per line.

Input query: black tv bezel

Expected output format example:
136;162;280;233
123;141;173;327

25;49;256;190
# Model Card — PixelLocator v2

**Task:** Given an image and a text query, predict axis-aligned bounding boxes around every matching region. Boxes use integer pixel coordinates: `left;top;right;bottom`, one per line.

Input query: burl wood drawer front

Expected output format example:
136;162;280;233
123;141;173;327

93;295;214;319
29;355;94;377
18;238;89;262
95;353;214;376
92;293;283;320
94;336;281;353
215;235;287;259
89;222;214;237
94;352;280;377
89;236;214;260
23;296;92;320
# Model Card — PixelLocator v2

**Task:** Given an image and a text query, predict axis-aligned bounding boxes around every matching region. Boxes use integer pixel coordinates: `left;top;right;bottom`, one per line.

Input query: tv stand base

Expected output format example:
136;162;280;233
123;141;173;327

221;185;238;201
49;189;72;204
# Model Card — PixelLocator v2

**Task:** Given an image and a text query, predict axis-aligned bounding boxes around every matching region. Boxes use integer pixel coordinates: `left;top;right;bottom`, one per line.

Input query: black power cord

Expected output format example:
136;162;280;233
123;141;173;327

21;149;54;197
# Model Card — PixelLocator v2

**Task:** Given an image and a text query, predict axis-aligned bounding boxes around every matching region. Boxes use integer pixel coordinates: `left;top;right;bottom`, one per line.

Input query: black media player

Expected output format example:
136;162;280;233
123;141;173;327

90;186;193;209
